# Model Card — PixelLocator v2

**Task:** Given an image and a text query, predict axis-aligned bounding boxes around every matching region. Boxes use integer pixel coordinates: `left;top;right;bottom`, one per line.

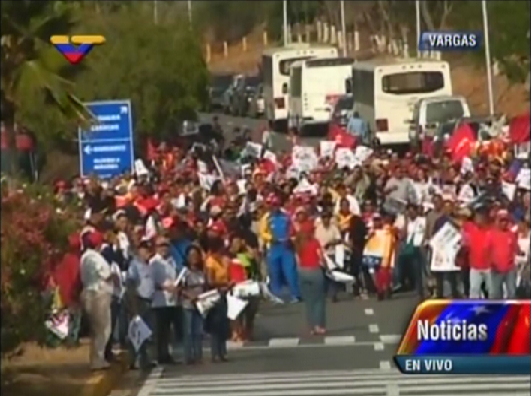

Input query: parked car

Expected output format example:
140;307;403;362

230;75;260;116
409;95;471;146
330;94;354;127
208;73;234;111
248;83;265;118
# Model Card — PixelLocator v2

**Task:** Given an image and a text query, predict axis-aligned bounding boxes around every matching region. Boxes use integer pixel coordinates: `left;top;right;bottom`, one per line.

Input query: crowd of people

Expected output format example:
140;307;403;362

46;117;530;371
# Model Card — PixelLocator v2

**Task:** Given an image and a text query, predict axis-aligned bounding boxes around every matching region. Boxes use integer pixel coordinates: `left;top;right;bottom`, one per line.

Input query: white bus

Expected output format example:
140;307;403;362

352;59;452;145
262;44;338;129
288;57;354;131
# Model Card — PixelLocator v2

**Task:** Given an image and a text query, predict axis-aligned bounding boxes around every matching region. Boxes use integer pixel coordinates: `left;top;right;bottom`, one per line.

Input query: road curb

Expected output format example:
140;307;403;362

80;353;128;396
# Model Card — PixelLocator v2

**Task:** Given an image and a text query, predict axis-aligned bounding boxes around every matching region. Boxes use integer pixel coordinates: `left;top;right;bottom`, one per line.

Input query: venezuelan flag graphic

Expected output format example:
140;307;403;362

50;35;105;65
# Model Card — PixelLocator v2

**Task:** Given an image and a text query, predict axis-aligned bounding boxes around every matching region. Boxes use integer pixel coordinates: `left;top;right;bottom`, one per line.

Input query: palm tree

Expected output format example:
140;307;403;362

1;0;93;180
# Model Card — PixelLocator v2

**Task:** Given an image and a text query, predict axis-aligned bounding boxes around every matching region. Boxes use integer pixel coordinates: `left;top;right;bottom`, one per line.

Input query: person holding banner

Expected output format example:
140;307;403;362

314;209;343;302
125;240;155;370
180;245;207;365
204;238;232;362
295;221;327;335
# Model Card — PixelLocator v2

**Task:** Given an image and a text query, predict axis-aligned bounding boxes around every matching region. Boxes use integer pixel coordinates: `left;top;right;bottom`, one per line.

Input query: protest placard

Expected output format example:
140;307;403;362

198;173;218;190
354;146;374;164
320;141;336;159
128;315;152;352
292;146;318;171
197;160;208;174
502;181;516;201
244;142;263;158
335;147;358;169
196;289;221;316
45;311;69;340
429;222;461;272
517;168;530;190
226;294;248;320
232;280;262;299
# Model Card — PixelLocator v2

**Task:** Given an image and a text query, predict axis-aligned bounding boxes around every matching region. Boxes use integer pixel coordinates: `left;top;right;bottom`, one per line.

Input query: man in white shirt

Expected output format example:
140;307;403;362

80;232;118;370
150;236;180;364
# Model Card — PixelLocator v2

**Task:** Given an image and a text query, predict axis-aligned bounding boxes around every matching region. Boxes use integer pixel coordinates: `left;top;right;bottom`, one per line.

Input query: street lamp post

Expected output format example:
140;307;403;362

481;0;495;116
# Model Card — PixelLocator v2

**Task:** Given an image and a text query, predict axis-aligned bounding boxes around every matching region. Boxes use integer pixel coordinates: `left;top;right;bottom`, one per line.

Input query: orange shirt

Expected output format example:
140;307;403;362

205;254;230;284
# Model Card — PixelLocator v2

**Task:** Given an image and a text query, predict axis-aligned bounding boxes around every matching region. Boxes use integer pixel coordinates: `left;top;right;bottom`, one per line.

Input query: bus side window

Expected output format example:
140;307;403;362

345;79;352;94
282;83;288;94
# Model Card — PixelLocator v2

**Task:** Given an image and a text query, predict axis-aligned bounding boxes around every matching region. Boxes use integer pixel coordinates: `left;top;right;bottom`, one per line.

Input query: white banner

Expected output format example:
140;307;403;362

292;146;318;172
128;315;152;352
320;141;336;159
335;147;359;169
196;289;221;316
429;222;461;272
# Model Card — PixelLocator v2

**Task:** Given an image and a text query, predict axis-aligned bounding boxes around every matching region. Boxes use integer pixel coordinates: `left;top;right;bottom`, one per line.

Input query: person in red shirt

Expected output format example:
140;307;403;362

462;205;493;298
53;233;83;343
295;221;326;335
488;210;518;299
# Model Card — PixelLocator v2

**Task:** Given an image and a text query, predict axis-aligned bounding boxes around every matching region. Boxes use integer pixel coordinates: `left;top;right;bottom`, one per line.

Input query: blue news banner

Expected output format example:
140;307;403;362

79;100;135;179
419;31;483;51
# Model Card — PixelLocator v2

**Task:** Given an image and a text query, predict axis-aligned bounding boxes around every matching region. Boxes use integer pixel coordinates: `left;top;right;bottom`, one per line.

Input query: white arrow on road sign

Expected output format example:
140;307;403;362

120;106;128;114
84;145;92;155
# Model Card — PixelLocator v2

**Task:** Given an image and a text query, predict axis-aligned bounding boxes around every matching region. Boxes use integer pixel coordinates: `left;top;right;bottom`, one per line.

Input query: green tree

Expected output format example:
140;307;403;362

72;7;208;143
0;0;92;178
456;1;530;85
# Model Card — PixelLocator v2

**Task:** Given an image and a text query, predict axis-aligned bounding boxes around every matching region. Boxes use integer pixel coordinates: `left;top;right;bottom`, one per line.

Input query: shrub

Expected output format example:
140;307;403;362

1;185;80;358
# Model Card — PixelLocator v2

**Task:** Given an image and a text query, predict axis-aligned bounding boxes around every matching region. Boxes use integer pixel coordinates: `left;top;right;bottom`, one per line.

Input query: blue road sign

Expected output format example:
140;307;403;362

79;100;134;179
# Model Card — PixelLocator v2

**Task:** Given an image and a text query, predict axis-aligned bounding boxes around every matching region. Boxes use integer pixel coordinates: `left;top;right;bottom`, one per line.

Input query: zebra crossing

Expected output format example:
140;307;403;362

138;368;531;396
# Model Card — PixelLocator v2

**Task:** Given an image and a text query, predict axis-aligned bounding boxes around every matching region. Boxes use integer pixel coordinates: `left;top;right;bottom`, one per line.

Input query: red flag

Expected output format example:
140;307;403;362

506;303;531;355
447;123;476;163
509;113;530;144
146;138;157;161
328;123;356;149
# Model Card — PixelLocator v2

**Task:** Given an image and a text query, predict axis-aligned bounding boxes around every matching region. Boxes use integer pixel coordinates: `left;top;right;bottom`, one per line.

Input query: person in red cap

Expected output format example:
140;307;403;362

487;209;518;299
80;231;120;370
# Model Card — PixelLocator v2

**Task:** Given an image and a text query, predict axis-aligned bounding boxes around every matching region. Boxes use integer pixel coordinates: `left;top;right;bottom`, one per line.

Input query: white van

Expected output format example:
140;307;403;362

288;57;354;131
352;59;453;145
262;44;338;128
410;95;471;142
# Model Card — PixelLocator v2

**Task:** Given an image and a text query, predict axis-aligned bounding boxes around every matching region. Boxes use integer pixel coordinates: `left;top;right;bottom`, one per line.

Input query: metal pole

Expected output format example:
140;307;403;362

283;0;289;46
153;0;158;24
340;0;347;56
187;0;192;25
415;0;421;58
482;0;495;116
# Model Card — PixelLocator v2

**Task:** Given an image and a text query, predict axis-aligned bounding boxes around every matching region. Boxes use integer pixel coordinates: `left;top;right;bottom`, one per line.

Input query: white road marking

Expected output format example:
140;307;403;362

379;334;402;343
364;308;374;315
379;361;392;370
324;336;356;345
374;342;384;351
268;338;300;347
368;324;380;333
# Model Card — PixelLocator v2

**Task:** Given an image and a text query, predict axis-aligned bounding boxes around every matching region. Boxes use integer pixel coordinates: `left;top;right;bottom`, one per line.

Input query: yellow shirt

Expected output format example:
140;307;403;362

205;254;229;284
258;212;272;246
337;213;353;232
